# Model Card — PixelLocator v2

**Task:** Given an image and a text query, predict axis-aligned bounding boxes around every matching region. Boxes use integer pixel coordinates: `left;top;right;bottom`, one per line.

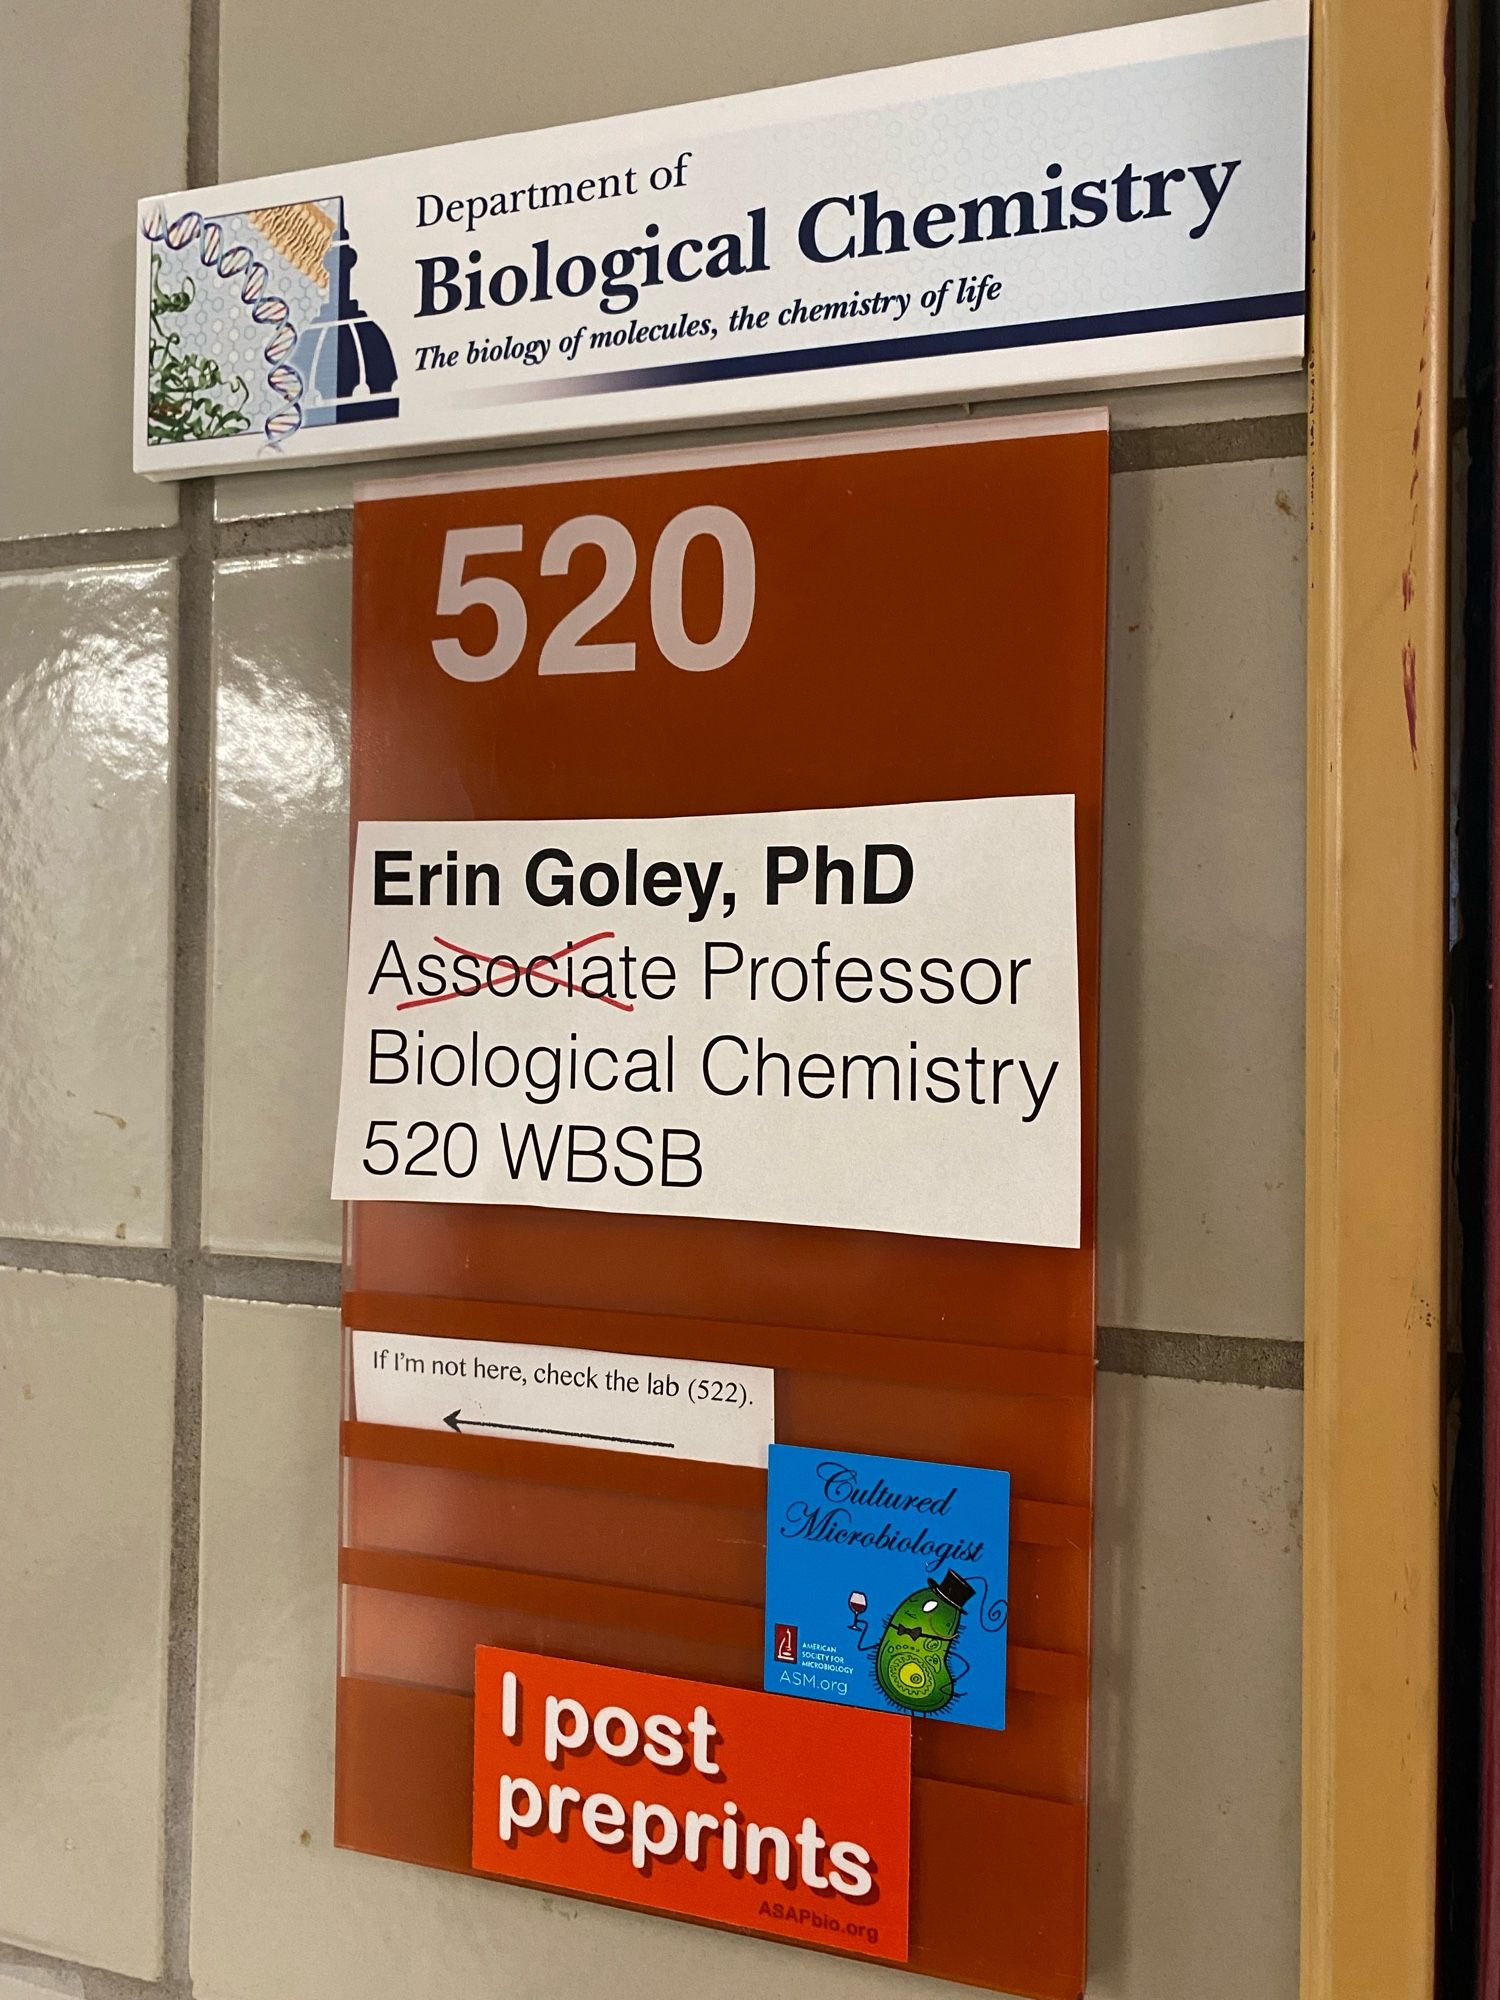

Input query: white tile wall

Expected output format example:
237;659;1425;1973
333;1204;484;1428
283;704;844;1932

0;2;185;537
204;554;351;1259
0;565;175;1247
1;0;1315;1993
1089;1373;1301;2000
218;0;1254;182
192;1300;1299;2000
1098;457;1306;1341
0;1269;175;1978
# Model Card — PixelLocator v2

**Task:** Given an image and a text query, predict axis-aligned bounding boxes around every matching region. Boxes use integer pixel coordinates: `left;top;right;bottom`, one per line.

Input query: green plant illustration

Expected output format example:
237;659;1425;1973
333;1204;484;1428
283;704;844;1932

146;252;252;444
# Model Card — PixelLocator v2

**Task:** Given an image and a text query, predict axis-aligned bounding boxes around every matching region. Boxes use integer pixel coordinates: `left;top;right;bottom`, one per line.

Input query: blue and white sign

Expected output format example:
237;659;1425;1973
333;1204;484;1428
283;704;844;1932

764;1444;1012;1731
133;0;1306;480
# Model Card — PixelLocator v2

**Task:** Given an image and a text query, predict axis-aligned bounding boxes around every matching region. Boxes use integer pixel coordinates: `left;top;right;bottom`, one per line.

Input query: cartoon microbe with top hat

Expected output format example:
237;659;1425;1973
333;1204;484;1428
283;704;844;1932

849;1568;1006;1716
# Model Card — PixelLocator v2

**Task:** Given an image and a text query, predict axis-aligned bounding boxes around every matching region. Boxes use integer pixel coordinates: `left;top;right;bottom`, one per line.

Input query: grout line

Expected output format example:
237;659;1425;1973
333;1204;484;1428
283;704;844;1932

1110;409;1307;472
0;1239;173;1284
0;1225;1303;1388
0;1939;174;2000
157;0;221;1983
213;511;353;558
206;409;1309;553
0;527;185;575
1097;1323;1304;1390
0;1240;339;1305
0;409;1314;573
159;471;214;1996
185;0;219;192
196;1252;341;1307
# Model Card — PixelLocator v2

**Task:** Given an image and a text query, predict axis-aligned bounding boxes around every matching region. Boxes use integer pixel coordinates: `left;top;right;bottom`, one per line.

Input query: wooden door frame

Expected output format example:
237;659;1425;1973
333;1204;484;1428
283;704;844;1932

1302;1;1450;1993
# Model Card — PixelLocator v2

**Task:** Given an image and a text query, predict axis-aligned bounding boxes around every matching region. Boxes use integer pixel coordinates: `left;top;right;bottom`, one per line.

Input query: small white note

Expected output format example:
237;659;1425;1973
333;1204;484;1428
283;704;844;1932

350;1328;774;1467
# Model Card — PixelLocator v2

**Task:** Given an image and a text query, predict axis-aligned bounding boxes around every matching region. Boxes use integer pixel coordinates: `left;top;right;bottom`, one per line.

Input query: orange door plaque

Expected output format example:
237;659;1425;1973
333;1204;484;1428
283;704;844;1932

337;408;1108;1999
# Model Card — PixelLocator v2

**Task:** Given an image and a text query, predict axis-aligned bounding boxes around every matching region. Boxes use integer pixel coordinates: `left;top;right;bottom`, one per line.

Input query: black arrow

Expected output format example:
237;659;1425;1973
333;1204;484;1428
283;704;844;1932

442;1409;674;1449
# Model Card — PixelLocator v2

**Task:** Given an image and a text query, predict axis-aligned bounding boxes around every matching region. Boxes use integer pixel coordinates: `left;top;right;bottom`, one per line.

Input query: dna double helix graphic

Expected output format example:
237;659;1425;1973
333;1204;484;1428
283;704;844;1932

140;203;305;443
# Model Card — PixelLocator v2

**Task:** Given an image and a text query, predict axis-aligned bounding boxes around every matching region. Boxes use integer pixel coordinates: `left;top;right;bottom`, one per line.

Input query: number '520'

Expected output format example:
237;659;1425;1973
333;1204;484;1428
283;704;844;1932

431;507;755;680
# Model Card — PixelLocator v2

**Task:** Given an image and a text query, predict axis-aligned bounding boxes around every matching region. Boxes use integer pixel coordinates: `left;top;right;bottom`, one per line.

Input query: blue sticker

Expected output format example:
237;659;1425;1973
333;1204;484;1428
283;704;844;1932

763;1443;1010;1730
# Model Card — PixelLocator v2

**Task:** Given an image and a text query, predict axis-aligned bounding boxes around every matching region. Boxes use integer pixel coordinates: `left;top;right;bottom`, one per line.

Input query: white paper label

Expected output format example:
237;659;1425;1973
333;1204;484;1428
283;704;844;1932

351;1328;774;1465
332;794;1081;1245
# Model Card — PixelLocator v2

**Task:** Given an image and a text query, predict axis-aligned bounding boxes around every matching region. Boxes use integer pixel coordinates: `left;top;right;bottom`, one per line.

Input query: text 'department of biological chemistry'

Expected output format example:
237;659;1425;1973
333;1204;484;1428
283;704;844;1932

331;795;1080;1245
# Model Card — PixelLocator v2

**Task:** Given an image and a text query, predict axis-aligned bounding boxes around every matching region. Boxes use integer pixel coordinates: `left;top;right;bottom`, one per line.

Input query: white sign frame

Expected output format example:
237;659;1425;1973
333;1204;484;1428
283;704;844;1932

134;0;1306;481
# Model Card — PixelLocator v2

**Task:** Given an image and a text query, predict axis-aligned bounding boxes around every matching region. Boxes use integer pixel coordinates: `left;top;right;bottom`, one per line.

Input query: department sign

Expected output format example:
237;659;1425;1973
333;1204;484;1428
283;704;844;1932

134;0;1306;479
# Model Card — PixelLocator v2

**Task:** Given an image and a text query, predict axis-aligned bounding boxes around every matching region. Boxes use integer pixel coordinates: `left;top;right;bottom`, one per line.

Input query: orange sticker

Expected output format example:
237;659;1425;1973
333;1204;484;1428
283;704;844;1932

473;1646;910;1962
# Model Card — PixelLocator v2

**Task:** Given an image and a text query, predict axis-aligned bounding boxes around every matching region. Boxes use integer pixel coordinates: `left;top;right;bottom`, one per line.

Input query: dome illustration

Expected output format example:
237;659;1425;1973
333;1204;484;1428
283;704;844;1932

293;223;400;427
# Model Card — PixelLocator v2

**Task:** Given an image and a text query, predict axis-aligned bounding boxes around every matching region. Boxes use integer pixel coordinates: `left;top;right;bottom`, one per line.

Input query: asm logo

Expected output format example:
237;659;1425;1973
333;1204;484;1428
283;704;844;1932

773;1624;799;1663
